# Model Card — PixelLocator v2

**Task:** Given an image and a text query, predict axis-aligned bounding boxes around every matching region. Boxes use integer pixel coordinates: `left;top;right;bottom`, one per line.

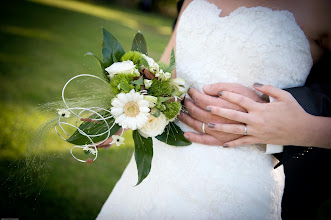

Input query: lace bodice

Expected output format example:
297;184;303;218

176;0;313;90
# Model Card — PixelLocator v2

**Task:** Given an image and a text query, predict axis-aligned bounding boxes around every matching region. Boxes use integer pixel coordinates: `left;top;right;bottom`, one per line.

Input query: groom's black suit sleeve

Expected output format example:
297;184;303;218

274;51;331;220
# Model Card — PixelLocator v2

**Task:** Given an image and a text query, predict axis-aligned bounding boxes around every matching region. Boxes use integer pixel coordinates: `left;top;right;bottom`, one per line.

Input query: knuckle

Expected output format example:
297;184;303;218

237;96;246;104
241;140;248;145
193;120;201;131
229;111;238;119
201;138;209;145
214;124;223;131
233;126;242;134
264;85;272;90
180;114;191;124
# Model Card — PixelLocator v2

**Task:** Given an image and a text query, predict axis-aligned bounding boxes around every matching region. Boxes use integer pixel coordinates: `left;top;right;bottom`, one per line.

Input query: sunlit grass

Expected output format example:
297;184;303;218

29;0;172;35
0;25;63;42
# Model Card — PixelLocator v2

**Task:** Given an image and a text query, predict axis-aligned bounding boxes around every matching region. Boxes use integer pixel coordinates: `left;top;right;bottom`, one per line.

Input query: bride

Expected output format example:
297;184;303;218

97;0;314;219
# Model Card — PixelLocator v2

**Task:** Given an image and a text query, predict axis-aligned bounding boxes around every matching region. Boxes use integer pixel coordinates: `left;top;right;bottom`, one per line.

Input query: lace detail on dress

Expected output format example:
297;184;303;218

176;0;313;90
96;0;314;219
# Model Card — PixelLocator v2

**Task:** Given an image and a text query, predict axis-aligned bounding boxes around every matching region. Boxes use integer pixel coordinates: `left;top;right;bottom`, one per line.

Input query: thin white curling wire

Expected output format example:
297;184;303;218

61;74;112;120
56;107;113;139
55;107;112;162
76;107;114;134
55;121;98;162
56;74;116;162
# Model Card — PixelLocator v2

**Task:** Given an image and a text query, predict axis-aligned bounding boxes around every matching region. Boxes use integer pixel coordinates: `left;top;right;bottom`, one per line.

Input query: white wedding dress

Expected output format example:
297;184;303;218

97;0;313;219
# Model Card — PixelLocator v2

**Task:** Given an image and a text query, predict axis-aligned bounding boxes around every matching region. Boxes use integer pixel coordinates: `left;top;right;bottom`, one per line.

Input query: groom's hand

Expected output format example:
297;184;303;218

178;83;265;146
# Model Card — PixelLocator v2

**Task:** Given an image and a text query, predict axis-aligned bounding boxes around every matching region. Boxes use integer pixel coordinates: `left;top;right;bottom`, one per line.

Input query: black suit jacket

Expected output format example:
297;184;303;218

275;52;331;220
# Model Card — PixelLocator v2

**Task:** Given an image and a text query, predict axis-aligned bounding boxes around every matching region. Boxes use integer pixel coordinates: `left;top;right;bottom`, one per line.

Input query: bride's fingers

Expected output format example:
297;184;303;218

253;83;289;100
208;123;252;135
219;91;258;111
222;136;256;148
183;132;222;145
207;106;251;124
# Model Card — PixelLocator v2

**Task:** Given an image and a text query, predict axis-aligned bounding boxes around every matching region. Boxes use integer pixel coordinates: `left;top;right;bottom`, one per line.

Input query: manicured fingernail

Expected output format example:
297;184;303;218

253;83;263;87
203;85;210;90
205;106;211;112
208;123;215;128
184;134;190;140
223;144;229;148
218;91;223;96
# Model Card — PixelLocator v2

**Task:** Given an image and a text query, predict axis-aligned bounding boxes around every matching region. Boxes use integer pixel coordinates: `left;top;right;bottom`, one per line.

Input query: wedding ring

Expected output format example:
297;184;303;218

244;125;247;136
202;122;206;134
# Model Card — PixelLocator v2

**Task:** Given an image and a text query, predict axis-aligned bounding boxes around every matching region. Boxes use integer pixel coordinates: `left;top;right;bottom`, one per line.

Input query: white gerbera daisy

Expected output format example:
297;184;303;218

110;135;125;146
111;89;150;130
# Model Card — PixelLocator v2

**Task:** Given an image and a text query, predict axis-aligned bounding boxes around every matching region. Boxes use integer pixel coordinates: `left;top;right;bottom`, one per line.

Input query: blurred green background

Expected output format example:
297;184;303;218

0;0;175;219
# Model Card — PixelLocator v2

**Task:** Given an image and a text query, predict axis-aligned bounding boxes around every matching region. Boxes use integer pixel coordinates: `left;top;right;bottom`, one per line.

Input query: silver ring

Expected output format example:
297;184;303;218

202;122;206;133
244;125;247;136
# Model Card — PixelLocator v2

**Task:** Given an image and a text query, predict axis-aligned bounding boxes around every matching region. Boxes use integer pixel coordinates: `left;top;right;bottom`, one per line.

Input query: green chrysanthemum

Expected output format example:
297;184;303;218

163;101;181;119
110;73;135;95
121;51;142;65
148;79;173;97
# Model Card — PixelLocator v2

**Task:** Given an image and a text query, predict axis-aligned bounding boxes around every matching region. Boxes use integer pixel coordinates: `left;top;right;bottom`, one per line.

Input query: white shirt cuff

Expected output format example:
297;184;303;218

255;144;284;154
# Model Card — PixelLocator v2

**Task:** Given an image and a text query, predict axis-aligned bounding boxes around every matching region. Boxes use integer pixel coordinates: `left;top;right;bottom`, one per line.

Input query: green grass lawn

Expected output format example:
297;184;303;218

0;1;173;219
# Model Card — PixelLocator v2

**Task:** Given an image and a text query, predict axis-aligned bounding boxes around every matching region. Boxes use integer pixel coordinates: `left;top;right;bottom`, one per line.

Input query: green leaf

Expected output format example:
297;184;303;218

156;122;191;146
152;109;161;118
164;48;175;73
133;130;153;185
102;28;125;67
67;111;120;145
140;56;149;68
157;97;172;103
132;76;144;86
85;52;110;83
131;31;148;55
119;82;134;92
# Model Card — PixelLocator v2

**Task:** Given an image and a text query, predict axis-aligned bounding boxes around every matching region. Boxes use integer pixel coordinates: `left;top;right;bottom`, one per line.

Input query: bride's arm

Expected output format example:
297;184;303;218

159;0;192;69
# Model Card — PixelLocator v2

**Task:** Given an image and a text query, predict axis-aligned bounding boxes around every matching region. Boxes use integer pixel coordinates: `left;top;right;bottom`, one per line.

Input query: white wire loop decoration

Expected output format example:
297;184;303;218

55;74;115;163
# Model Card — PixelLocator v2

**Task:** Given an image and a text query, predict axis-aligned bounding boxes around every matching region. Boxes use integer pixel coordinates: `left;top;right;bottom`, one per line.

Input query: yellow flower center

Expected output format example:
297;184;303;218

123;101;140;117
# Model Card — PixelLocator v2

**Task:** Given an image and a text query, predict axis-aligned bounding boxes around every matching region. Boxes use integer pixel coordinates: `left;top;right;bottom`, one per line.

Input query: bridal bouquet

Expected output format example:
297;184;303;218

55;28;191;185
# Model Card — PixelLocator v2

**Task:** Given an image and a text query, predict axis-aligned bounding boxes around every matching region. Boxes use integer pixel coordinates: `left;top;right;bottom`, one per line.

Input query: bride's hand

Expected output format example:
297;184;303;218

178;83;265;145
206;83;316;147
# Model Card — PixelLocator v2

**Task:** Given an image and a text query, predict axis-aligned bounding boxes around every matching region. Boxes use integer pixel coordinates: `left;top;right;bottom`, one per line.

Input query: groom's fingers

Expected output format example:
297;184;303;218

188;88;220;108
188;88;245;112
178;111;209;133
203;83;240;96
183;132;222;146
184;99;234;124
203;83;262;102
